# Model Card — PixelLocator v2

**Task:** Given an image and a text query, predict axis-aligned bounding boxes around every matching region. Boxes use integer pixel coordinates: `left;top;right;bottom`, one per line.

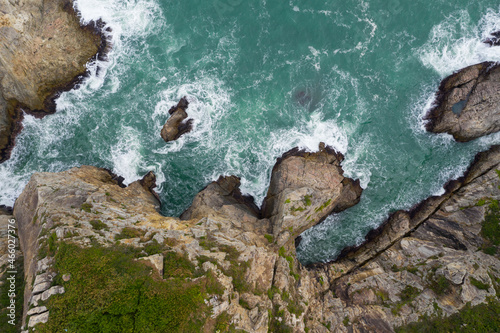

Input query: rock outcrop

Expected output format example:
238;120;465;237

0;0;105;163
12;142;365;332
11;142;500;332
424;62;500;141
262;143;362;247
160;96;193;142
484;31;500;47
304;145;500;331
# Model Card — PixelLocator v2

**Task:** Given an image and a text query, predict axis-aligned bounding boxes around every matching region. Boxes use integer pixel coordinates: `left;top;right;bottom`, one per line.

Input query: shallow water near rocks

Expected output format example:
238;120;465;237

2;0;500;264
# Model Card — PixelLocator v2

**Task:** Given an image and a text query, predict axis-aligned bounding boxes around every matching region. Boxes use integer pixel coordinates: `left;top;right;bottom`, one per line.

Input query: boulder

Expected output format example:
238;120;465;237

160;97;193;142
424;62;500;141
262;142;362;246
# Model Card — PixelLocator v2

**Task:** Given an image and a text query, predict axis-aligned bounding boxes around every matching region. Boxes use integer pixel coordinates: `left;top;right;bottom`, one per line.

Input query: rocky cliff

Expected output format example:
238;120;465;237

0;0;105;163
9;135;500;332
2;4;500;330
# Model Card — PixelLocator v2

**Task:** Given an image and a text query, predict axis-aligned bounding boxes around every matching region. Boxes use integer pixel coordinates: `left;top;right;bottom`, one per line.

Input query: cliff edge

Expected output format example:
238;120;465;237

0;0;105;163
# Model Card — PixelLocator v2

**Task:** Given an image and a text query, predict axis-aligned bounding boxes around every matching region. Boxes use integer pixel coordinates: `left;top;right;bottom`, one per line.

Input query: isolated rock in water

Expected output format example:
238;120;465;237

160;97;194;142
424;62;500;141
483;30;500;46
262;142;362;246
0;0;105;163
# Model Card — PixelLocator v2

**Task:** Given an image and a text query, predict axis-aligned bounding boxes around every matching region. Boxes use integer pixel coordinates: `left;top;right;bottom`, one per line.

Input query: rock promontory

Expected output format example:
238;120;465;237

424;61;500;141
0;0;105;163
262;143;362;247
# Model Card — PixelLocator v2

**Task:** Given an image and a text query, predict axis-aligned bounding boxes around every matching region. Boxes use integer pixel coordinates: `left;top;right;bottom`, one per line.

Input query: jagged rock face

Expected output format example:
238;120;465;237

312;146;500;331
180;175;270;234
0;0;103;162
160;96;193;142
424;62;500;141
262;143;362;246
13;166;162;327
11;146;500;332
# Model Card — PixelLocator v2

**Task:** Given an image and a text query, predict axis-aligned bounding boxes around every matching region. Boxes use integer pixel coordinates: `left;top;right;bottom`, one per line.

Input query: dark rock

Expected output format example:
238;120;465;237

160;97;193;142
483;30;500;46
424;62;500;141
0;205;13;215
138;171;161;206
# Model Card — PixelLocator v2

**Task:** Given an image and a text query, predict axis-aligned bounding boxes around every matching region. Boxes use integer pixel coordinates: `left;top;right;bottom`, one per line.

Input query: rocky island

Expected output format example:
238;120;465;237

0;1;499;332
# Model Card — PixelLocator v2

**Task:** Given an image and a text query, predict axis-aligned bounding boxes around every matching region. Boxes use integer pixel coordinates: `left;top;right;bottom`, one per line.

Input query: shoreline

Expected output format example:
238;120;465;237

0;0;111;164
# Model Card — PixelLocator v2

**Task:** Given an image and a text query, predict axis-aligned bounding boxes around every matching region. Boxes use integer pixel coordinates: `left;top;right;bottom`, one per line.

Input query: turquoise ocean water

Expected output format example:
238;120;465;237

2;0;500;264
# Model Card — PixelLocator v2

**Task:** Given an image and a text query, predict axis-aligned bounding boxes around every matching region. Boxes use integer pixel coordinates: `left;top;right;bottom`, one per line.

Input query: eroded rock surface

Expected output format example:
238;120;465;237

424;62;500;141
160;96;193;142
262;143;362;247
11;144;500;332
0;0;104;162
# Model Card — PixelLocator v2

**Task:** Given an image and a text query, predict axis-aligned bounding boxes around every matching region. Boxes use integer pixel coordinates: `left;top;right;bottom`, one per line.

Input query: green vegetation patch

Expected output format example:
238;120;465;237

469;276;490;291
219;245;251;293
80;203;93;213
395;297;500;333
36;242;224;333
264;234;274;243
89;219;108;231
428;274;452;296
315;199;332;213
115;227;146;241
482;200;500;246
0;256;24;333
392;285;421;315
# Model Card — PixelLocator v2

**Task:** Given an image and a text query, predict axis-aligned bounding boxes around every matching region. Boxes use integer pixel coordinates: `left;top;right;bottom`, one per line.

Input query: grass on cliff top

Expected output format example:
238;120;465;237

477;198;500;256
395;297;500;333
0;257;25;333
36;241;224;333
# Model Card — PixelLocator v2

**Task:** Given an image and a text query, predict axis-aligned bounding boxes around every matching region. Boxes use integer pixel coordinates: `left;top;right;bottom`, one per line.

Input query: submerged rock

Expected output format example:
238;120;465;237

160;96;194;142
0;0;106;163
424;62;500;141
262;142;362;246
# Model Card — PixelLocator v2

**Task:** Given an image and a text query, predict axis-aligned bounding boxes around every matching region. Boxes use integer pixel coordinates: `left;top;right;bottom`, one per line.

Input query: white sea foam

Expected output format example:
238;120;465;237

110;126;143;185
419;8;500;77
152;76;232;153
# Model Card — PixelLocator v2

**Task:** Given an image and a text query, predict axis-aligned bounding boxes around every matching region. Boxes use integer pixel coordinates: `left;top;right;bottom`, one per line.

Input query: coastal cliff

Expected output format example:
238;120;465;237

0;0;105;163
0;1;499;330
9;139;500;332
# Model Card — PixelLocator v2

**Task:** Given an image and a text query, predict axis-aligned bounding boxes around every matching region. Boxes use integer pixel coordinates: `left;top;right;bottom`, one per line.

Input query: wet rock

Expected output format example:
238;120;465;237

424;62;500;141
262;142;362;246
483;30;500;46
160;97;193;142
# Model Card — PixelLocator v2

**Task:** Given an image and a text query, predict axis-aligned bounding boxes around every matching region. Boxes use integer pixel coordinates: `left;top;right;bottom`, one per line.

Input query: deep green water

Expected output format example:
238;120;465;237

2;0;500;264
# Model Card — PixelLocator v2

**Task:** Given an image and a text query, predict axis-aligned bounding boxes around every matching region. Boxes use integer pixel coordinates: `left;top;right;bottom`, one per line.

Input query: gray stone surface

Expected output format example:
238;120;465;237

425;62;500;141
